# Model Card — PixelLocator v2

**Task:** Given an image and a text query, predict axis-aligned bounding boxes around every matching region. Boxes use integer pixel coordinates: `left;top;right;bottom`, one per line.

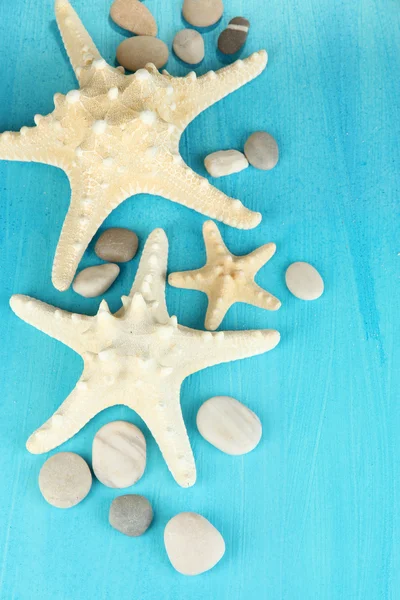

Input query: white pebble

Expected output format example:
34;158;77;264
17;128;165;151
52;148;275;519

72;263;120;298
197;396;262;455
204;150;249;178
92;421;146;488
285;262;324;300
164;512;225;575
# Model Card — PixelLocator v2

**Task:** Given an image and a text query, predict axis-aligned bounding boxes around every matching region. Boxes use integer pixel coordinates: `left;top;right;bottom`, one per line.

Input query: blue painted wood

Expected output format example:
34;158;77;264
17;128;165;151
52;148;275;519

0;0;398;598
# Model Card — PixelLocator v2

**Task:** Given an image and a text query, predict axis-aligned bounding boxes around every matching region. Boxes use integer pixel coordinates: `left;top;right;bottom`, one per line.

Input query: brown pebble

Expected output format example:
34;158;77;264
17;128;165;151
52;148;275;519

110;0;157;36
116;36;169;72
218;17;250;55
95;228;138;263
182;0;224;28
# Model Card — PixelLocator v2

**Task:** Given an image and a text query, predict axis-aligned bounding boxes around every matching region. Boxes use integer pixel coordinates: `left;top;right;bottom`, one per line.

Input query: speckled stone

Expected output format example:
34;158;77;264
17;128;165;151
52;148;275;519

204;149;248;177
95;228;138;263
110;0;157;36
72;263;120;298
164;512;225;575
38;452;92;509
116;36;169;72
244;131;279;170
173;29;205;65
218;17;250;55
197;396;262;454
182;0;224;28
109;494;153;537
285;262;324;300
92;421;146;488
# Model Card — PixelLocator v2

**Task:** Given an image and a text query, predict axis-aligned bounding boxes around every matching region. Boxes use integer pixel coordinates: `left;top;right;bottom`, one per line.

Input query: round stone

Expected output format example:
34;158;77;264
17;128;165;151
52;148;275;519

92;421;146;488
109;494;153;537
110;0;157;36
182;0;224;28
164;512;225;575
196;396;262;455
204;149;248;178
285;262;324;301
38;452;92;509
116;37;169;72
244;131;279;170
72;263;120;298
173;29;205;65
218;17;250;55
95;228;138;263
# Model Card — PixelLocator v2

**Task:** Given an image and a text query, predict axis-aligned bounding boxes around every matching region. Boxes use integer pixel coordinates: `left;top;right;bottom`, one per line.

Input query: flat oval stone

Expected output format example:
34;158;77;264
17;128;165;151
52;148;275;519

182;0;224;28
109;494;153;537
204;149;248;178
92;421;146;488
164;512;225;575
72;263;120;298
95;228;138;263
218;17;250;55
285;262;324;300
244;131;279;170
39;452;92;509
197;396;262;455
116;37;169;72
173;29;205;65
110;0;157;36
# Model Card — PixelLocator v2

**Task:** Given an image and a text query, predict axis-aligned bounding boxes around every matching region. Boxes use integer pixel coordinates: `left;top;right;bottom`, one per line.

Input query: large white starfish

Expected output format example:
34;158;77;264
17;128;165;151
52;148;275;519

0;0;268;292
10;229;280;487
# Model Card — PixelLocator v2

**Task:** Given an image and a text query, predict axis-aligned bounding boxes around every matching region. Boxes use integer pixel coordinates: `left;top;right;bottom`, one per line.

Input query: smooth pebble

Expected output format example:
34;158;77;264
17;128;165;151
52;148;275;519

244;131;279;170
218;17;250;55
72;263;119;298
182;0;224;28
173;29;205;65
109;495;153;537
204;149;248;178
116;36;169;72
110;0;157;36
92;421;146;488
285;262;324;300
95;228;138;263
164;512;225;575
197;396;262;455
39;452;92;509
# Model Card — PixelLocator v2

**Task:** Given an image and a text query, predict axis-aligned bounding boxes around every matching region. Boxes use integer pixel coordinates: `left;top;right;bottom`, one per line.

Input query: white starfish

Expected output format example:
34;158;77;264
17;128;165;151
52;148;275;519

169;221;281;330
0;0;268;292
10;229;280;488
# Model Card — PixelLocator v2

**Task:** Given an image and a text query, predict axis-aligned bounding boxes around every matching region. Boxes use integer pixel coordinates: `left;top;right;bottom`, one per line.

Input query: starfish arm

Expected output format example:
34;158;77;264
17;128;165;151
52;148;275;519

55;0;102;82
10;295;91;353
239;243;277;271
26;381;107;454
0;125;65;166
180;327;280;376
176;51;268;127
127;228;169;323
168;268;208;292
241;282;281;311
155;161;261;229
129;386;196;488
204;294;233;331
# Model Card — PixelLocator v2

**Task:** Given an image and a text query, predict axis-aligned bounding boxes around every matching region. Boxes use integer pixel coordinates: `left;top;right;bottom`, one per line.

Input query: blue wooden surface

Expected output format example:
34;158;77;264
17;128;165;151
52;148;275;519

0;0;398;598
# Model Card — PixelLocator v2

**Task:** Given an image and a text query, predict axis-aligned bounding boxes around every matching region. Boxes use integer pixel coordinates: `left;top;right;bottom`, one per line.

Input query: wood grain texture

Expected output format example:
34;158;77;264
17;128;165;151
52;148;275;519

0;0;398;598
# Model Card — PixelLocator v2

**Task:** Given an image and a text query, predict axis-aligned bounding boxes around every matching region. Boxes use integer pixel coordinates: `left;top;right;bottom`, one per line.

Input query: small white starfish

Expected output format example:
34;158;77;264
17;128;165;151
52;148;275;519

0;0;268;292
169;221;281;330
10;229;280;487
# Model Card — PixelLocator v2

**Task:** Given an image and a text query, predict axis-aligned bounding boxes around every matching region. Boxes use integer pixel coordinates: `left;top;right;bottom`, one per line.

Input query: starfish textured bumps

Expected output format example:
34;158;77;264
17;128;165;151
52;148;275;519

10;229;280;488
169;221;281;330
0;0;268;292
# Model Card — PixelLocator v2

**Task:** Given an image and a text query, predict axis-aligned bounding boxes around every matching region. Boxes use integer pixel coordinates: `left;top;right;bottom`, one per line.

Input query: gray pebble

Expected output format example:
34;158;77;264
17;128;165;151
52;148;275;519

116;36;169;72
39;452;92;509
95;228;138;263
182;0;224;28
173;29;205;65
109;495;153;537
218;17;250;55
72;263;120;298
244;131;279;170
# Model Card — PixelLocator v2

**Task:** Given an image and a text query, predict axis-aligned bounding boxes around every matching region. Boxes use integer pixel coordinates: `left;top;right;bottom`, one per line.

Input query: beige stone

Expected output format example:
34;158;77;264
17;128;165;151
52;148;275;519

95;228;138;263
116;36;169;72
173;29;205;65
182;0;224;28
110;0;157;36
285;262;324;300
39;452;92;508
